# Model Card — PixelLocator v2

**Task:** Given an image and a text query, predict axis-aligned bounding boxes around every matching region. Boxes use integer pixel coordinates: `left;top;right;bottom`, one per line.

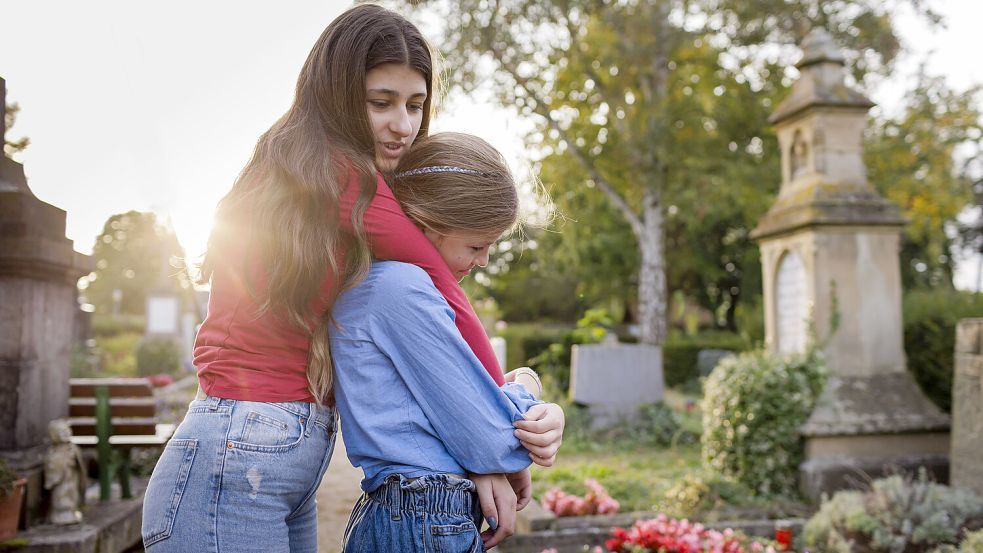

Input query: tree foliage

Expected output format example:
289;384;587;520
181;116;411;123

3;100;29;156
81;211;189;316
396;0;934;340
866;72;983;289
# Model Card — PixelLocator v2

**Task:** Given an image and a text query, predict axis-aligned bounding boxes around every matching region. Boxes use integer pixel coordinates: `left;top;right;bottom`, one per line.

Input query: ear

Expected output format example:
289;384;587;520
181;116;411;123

423;228;443;246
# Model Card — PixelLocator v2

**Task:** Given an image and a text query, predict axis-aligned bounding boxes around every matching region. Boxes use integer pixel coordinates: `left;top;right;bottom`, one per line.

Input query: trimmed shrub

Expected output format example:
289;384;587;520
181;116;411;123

660;472;755;519
96;332;141;376
804;471;983;553
91;315;146;337
903;289;983;413
663;331;746;386
701;349;827;495
497;323;570;370
136;337;182;377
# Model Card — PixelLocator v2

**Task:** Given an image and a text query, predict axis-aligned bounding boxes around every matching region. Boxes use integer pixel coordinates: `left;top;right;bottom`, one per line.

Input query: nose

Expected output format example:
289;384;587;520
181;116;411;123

475;250;490;268
389;108;412;138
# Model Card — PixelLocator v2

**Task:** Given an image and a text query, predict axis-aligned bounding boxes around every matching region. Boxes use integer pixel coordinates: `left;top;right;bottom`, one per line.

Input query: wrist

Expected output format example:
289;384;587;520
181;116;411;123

510;367;543;398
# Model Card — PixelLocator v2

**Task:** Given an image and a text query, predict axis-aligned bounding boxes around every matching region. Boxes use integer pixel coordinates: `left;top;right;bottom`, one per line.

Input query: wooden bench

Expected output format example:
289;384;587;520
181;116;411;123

69;378;176;501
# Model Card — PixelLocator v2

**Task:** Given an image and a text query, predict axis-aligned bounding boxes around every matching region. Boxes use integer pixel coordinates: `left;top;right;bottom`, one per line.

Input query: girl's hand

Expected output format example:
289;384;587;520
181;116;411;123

514;403;564;467
469;473;516;549
506;468;533;511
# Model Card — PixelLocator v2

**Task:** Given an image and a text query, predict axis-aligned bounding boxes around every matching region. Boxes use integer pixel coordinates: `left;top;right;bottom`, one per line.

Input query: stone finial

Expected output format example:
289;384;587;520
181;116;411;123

798;28;846;68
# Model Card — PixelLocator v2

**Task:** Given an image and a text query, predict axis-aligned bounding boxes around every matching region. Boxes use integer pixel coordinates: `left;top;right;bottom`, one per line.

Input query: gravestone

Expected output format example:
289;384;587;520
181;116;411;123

750;30;949;499
697;349;735;378
0;76;94;525
570;342;664;428
952;318;983;496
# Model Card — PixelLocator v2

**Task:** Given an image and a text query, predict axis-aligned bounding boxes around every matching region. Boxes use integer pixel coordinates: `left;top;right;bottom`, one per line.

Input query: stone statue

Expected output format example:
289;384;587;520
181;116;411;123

44;419;85;525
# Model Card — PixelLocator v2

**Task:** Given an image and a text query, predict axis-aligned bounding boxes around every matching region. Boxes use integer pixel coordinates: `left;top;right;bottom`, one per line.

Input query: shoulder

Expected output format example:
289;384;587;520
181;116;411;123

338;262;439;310
369;262;438;299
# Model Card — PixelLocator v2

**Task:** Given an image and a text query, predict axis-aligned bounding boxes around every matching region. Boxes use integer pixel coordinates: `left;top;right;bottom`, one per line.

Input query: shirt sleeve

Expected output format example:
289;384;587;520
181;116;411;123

338;170;505;386
368;270;542;475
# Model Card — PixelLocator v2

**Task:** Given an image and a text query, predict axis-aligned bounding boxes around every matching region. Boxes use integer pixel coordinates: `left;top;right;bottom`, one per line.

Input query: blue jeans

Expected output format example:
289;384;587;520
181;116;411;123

342;474;483;553
142;396;337;552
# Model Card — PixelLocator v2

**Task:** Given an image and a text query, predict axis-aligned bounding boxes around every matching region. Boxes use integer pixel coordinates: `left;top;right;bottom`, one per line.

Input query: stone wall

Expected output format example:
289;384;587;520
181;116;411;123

952;318;983;495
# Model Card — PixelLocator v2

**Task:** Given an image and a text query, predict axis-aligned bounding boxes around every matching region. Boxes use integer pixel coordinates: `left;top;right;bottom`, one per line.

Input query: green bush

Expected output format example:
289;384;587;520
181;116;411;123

958;529;983;552
701;349;827;495
663;331;746;387
528;309;614;398
136;337;182;376
804;471;983;553
660;472;755;519
497;323;570;370
95;332;141;376
91;314;146;337
903;289;983;413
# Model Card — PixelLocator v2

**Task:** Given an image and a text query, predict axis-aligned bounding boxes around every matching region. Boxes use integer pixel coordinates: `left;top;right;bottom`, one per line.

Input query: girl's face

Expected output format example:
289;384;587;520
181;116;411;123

424;229;502;282
365;63;427;171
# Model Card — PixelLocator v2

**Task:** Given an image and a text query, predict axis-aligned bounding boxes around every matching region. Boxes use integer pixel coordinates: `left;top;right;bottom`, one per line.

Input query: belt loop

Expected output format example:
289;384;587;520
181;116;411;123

206;395;221;411
303;403;313;437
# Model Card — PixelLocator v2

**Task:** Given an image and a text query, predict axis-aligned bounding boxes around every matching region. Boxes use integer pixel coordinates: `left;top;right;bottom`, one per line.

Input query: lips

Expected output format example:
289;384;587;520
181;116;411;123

379;141;405;159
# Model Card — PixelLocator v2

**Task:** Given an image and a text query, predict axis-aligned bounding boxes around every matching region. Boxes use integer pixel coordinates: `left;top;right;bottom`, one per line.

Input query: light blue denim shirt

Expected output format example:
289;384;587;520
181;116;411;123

330;261;543;493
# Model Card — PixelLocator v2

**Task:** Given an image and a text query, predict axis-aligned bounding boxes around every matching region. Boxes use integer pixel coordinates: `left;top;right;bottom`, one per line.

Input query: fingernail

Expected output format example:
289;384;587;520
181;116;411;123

488;517;498;530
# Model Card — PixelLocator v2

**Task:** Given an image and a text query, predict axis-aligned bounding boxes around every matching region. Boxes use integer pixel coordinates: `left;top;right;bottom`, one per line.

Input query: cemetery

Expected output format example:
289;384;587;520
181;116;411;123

3;3;983;553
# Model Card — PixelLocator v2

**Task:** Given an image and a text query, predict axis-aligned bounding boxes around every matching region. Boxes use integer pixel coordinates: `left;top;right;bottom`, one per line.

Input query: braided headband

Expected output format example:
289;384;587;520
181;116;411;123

396;165;484;178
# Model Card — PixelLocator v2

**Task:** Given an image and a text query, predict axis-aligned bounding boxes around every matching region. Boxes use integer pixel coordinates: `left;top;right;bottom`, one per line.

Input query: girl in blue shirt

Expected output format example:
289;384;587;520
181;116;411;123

329;132;562;552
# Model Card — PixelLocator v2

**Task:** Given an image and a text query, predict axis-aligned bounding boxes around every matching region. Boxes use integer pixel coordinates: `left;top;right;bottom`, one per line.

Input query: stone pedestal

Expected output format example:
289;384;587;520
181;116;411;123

750;31;949;499
0;77;94;526
952;319;983;495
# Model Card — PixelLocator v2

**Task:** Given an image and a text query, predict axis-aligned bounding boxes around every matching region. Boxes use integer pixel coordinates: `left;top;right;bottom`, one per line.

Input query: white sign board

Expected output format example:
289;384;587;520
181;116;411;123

776;251;808;354
147;295;179;335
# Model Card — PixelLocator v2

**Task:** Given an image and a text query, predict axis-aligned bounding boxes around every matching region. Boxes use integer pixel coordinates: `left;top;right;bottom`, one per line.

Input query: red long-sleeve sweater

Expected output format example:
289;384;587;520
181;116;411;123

194;171;504;403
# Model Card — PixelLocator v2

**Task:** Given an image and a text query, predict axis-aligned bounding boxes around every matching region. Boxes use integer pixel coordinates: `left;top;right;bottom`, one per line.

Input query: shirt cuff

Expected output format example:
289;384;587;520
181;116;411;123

500;382;545;421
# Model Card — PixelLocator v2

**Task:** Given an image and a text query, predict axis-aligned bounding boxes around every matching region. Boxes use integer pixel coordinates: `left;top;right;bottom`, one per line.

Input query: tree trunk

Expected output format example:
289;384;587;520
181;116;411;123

638;189;667;345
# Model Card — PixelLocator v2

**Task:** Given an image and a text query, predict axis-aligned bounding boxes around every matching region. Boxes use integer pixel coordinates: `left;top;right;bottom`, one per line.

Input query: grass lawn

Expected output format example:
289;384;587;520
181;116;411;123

532;443;703;513
532;387;812;521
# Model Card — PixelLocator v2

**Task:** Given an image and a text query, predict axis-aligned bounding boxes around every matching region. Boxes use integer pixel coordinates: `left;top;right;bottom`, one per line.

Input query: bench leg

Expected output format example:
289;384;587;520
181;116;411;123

96;386;114;501
119;449;132;499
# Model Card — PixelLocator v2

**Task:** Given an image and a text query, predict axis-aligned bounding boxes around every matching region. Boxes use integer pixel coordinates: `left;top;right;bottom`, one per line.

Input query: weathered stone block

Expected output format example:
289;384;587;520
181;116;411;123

952;319;983;496
697;349;735;377
570;343;663;427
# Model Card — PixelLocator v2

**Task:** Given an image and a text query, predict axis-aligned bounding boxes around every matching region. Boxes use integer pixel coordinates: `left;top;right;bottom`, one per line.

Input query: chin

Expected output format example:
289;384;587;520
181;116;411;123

375;156;398;173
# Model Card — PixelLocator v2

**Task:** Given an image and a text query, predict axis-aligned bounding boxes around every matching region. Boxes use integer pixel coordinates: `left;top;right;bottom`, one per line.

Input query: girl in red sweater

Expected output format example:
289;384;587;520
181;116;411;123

142;5;563;552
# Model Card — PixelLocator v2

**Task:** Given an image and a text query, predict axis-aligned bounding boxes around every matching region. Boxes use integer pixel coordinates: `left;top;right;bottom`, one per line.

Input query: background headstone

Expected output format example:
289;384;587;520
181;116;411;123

570;343;664;428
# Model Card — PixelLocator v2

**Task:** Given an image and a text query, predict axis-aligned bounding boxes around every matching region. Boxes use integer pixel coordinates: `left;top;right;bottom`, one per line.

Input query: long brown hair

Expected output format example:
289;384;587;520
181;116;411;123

200;4;436;403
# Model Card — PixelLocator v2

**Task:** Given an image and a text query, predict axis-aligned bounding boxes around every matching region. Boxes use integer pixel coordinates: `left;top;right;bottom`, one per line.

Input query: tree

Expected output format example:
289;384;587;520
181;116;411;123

3;101;29;156
865;71;983;288
81;211;189;316
399;0;925;346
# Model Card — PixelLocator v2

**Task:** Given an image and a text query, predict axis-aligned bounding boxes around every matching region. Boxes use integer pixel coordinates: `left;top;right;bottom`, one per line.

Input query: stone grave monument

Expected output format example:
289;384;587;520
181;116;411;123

0;76;94;525
952;318;983;496
750;30;949;499
570;336;664;428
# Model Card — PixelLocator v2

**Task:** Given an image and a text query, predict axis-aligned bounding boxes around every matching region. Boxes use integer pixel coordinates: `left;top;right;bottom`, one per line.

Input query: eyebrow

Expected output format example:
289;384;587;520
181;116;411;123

366;88;428;100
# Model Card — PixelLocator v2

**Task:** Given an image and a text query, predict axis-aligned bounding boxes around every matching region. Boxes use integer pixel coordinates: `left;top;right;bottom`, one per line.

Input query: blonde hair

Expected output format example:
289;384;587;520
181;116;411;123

391;132;519;237
199;4;437;404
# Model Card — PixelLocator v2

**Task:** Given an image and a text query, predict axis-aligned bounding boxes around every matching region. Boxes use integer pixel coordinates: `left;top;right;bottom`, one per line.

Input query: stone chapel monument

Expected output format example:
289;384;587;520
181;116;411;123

0;76;93;525
750;30;950;498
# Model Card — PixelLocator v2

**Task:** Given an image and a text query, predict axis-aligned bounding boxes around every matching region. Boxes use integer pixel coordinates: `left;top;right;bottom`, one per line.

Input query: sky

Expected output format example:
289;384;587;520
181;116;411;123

1;1;982;287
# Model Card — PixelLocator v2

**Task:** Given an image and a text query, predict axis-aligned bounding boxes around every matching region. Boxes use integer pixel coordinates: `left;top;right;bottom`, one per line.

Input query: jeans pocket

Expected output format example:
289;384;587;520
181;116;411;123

232;403;304;452
431;521;481;553
142;439;198;547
